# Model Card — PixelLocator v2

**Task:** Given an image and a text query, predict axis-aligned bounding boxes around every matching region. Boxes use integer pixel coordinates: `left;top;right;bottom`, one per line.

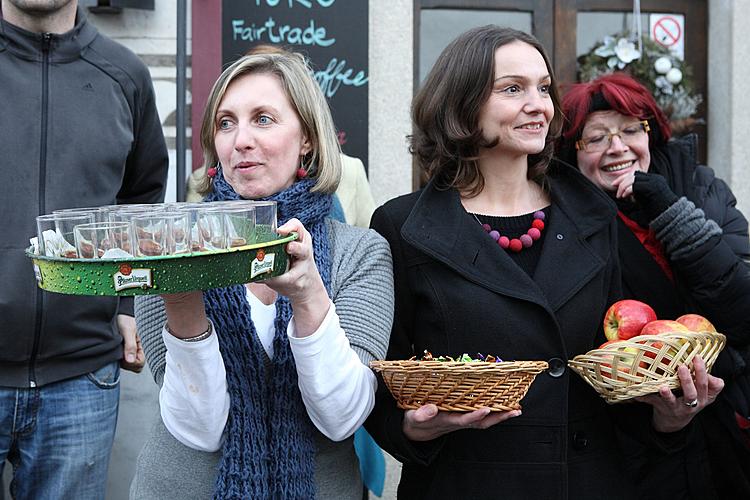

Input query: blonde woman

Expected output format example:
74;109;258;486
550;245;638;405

131;50;393;499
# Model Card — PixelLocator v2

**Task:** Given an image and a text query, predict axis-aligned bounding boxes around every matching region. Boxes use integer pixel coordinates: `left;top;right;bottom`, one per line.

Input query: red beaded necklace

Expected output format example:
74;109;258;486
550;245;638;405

474;210;546;253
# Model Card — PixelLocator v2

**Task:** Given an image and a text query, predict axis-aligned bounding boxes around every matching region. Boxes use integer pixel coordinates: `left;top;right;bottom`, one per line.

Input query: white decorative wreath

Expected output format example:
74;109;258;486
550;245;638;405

578;32;702;124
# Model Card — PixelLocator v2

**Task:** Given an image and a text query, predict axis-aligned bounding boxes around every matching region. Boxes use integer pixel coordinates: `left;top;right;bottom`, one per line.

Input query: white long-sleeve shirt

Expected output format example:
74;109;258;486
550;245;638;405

159;295;377;452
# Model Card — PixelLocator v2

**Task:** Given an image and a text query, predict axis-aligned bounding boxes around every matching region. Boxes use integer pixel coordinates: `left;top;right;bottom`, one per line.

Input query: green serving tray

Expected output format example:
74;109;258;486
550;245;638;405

27;233;296;296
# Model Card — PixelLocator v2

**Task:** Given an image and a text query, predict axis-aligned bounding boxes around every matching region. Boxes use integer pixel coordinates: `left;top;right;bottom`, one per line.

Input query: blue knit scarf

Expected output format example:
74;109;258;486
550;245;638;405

203;169;332;499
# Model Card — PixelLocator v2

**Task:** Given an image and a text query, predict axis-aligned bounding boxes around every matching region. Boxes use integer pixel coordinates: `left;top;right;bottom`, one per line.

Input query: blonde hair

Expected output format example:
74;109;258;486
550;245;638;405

197;51;342;196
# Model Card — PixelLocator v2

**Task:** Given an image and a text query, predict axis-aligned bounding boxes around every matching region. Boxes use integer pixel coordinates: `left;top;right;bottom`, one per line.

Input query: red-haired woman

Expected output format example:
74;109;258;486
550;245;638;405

558;72;750;499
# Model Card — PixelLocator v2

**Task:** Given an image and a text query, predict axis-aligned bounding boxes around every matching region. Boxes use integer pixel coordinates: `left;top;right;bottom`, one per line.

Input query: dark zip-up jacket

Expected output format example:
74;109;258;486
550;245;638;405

0;7;168;387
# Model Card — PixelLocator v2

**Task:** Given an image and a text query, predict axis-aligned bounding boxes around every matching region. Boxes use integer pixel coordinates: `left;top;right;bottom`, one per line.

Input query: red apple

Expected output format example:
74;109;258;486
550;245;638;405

675;314;717;333
638;320;691;364
596;339;621;378
599;344;640;381
603;300;657;341
632;337;659;359
632;336;671;375
639;319;691;336
598;339;622;349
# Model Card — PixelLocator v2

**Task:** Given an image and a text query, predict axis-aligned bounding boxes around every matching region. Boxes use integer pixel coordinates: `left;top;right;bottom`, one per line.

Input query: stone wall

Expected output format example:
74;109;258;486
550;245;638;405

709;0;750;216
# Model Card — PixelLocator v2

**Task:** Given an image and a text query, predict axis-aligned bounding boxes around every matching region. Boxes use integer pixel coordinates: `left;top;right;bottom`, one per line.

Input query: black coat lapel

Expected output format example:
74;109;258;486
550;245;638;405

401;185;544;306
532;204;604;311
533;165;615;311
400;163;617;314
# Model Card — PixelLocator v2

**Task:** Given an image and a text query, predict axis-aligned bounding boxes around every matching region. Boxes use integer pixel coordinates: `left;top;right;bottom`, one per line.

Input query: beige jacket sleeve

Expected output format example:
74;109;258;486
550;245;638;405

336;154;376;228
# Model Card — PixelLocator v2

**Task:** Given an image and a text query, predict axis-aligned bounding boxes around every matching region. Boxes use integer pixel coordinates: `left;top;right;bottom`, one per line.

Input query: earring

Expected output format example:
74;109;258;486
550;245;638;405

296;157;308;179
207;162;219;179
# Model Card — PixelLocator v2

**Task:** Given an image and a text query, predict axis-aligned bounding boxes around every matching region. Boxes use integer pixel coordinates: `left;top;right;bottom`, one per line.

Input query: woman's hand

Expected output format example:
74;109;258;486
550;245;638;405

161;291;210;339
402;404;522;441
264;218;329;337
631;171;679;220
611;170;636;200
635;355;725;433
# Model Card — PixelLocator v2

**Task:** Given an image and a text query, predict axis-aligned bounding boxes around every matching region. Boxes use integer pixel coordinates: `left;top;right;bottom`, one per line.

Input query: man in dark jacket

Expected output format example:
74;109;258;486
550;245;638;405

0;1;168;498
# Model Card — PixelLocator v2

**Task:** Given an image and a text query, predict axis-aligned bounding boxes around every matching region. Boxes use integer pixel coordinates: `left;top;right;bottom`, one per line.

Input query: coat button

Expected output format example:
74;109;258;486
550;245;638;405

572;431;589;450
547;357;565;378
556;234;564;240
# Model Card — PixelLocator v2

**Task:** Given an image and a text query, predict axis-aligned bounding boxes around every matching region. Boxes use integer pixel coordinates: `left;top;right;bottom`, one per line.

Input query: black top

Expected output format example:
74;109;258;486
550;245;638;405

472;206;550;277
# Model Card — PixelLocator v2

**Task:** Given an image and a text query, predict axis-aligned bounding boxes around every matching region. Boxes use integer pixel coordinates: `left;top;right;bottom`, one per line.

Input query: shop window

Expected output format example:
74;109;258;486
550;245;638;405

419;9;532;82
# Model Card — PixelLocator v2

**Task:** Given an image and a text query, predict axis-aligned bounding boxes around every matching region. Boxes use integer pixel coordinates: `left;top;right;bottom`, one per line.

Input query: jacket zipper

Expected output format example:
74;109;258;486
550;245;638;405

30;33;52;388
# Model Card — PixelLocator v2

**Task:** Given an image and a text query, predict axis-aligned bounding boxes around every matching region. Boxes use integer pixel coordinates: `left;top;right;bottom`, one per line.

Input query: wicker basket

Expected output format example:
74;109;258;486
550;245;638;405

369;360;549;412
568;331;726;404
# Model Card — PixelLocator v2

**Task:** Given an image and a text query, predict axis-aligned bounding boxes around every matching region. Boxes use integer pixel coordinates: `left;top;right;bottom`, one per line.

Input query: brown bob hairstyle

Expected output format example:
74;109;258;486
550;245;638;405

411;25;562;196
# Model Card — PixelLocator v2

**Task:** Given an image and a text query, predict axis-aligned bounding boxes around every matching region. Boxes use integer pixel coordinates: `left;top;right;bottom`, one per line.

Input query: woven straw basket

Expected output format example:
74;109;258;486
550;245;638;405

568;331;726;404
369;360;549;412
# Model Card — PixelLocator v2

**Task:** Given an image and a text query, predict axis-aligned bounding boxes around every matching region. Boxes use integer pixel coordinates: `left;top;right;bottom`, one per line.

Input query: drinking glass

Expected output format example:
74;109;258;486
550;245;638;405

36;213;95;257
194;207;226;252
222;206;256;248
53;206;110;223
164;212;191;254
131;214;169;257
74;222;132;259
251;201;278;243
174;203;206;252
109;205;162;224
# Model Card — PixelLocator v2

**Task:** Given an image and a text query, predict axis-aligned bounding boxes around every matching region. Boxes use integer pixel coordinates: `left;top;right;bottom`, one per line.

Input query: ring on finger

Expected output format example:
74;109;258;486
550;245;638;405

684;398;699;408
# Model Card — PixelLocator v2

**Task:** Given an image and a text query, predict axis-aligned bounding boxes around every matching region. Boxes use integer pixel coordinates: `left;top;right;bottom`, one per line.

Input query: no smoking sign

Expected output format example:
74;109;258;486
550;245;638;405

650;14;685;60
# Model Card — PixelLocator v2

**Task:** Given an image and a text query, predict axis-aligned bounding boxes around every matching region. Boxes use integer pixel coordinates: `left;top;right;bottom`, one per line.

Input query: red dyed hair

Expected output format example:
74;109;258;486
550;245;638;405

559;73;671;153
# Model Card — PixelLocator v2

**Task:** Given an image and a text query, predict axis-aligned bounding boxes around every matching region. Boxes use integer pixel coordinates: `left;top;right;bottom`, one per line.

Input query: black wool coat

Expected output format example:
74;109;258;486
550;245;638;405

366;162;664;500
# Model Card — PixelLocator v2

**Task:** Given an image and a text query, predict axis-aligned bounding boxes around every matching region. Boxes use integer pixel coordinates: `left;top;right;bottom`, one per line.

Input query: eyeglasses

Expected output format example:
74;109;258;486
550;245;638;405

575;120;650;153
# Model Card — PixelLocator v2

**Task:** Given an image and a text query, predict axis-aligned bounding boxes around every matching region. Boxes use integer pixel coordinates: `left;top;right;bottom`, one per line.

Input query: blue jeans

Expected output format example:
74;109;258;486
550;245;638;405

0;362;120;500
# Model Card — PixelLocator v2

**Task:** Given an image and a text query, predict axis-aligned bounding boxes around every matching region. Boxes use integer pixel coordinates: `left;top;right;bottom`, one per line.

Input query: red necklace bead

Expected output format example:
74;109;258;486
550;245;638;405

475;210;546;253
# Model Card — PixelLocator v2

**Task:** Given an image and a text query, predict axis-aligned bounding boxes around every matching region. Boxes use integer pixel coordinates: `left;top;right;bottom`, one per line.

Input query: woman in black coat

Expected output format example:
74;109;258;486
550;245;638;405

558;72;750;499
365;27;720;500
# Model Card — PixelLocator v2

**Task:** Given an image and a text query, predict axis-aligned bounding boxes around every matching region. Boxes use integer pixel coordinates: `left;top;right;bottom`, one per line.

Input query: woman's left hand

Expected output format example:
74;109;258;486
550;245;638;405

611;170;636;200
635;355;725;433
264;218;330;337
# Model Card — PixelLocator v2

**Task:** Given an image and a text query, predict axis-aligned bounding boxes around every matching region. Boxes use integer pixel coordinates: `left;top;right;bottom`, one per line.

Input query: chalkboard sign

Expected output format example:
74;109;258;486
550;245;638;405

222;0;369;171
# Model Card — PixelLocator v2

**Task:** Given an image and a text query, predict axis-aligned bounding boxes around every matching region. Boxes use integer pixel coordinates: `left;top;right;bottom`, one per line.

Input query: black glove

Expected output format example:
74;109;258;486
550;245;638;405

631;171;679;221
